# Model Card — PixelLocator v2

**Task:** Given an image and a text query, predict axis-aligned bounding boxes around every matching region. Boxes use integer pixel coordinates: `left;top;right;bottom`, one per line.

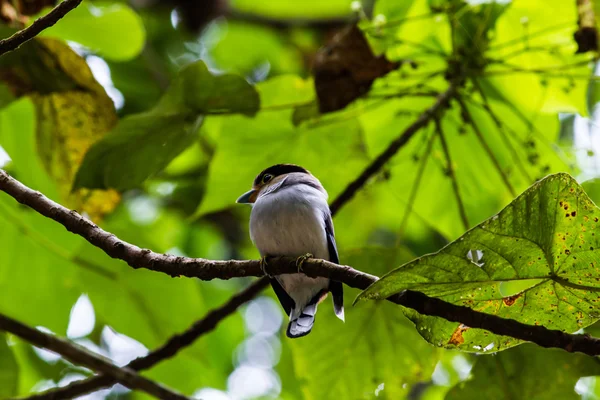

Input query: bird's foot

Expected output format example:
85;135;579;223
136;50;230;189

260;256;274;278
296;253;313;273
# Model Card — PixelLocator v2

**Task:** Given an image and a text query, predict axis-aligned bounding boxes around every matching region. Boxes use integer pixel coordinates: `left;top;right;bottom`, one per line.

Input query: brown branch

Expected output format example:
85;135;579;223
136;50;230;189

0;0;83;57
20;278;269;400
0;314;189;400
435;118;469;230
2;169;600;357
329;83;457;214
455;94;517;197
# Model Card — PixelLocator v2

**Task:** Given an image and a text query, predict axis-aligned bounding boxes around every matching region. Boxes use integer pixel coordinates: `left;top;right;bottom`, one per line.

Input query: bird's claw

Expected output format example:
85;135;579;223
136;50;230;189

260;256;274;278
296;253;313;273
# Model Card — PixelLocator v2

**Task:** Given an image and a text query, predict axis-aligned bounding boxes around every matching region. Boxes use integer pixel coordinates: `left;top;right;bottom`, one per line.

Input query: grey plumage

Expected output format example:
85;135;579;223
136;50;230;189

238;165;344;338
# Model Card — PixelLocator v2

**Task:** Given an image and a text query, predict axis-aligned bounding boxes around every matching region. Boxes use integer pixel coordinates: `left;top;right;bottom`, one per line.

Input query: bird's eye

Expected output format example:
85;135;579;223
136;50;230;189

262;174;273;183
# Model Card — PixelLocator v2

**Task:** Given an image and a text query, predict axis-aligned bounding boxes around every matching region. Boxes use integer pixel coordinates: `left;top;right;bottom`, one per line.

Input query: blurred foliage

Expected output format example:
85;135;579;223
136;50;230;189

1;0;600;399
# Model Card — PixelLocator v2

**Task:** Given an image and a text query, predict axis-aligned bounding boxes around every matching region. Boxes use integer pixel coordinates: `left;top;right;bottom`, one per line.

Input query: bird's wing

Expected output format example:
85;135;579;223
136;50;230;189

324;212;344;321
270;278;295;316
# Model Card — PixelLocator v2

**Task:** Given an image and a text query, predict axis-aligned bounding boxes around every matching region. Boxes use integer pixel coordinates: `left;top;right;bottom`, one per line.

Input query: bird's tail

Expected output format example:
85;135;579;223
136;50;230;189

286;289;328;338
286;302;317;338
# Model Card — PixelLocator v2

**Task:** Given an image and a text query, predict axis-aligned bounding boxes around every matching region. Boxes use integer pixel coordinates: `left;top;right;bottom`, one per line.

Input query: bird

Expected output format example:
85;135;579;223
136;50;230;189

237;164;344;338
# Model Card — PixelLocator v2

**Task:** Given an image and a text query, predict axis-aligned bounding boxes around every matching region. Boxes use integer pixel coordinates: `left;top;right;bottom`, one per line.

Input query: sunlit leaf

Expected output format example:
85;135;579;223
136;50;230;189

196;75;368;216
40;2;146;61
74;60;259;190
358;173;600;352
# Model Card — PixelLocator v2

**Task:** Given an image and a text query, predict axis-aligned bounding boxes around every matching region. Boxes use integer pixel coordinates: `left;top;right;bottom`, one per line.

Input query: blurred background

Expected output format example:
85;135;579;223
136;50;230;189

2;0;600;398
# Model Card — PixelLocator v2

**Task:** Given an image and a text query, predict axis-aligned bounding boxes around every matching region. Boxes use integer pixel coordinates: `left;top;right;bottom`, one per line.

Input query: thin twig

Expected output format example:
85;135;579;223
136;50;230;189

434;118;469;230
0;314;189;400
0;0;83;57
2;169;600;356
470;80;533;183
455;95;516;197
19;278;269;400
489;22;574;51
329;83;458;214
397;126;438;240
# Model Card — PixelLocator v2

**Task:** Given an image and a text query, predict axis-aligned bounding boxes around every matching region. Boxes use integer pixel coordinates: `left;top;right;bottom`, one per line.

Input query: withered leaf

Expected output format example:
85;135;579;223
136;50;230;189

313;24;399;113
0;37;120;220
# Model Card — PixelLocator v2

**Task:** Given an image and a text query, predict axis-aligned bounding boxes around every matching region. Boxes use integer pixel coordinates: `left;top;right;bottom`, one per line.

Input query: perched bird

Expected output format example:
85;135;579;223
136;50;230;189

237;164;344;338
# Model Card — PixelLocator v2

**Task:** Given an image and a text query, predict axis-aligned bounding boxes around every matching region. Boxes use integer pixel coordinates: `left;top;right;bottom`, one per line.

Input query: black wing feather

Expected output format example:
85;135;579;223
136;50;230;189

324;213;344;320
270;278;295;316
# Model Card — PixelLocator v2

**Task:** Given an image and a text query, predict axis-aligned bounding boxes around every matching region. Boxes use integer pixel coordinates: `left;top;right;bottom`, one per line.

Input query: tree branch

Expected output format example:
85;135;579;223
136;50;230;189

329;83;457;214
0;314;189;400
20;278;269;400
0;0;83;57
2;169;600;357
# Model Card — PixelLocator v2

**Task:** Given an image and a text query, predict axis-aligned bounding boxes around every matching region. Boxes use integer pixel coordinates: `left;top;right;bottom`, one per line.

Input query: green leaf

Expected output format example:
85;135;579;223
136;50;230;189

195;75;368;217
209;21;304;76
485;0;593;115
446;344;600;400
229;0;353;19
73;113;199;191
357;173;600;352
40;2;146;61
0;334;18;397
74;61;259;190
0;99;83;333
161;61;260;116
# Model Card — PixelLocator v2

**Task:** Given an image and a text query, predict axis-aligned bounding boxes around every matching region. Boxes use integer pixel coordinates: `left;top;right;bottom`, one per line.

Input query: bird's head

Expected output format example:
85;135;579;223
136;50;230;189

236;164;316;204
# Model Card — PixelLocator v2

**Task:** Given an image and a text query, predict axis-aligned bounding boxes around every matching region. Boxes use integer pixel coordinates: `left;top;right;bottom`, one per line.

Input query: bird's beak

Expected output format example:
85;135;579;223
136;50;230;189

236;189;258;204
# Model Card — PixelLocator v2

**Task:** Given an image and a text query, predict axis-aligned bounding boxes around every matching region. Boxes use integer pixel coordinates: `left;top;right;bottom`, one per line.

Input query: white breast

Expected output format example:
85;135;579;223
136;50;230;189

250;184;330;309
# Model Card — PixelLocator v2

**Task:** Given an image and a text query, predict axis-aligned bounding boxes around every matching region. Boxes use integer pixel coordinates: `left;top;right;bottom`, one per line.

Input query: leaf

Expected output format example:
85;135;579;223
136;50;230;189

486;0;593;115
73;113;199;191
313;24;399;112
446;344;600;400
0;99;85;333
74;60;259;190
39;2;146;61
229;0;353;19
357;173;600;352
0;334;18;397
209;20;304;76
195;75;369;217
0;37;120;220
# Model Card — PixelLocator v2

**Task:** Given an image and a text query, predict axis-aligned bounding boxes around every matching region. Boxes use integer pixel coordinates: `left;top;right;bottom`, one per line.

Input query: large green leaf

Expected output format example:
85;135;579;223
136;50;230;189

358;173;600;352
0;334;18;397
40;2;146;61
0;98;84;333
446;344;600;400
74;61;259;190
209;21;304;76
195;75;369;217
485;0;593;115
